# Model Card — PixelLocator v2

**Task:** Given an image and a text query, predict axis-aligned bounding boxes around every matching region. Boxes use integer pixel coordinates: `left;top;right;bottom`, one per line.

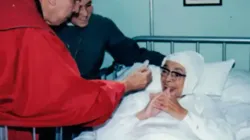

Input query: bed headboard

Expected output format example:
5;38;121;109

133;35;250;70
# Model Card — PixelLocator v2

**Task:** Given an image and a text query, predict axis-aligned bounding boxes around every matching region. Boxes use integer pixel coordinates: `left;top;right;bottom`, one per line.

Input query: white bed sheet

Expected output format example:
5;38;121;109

74;68;250;140
218;101;250;140
220;69;250;140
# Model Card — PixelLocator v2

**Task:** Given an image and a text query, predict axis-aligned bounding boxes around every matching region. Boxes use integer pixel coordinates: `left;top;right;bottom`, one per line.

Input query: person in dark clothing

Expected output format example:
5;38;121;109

54;0;165;80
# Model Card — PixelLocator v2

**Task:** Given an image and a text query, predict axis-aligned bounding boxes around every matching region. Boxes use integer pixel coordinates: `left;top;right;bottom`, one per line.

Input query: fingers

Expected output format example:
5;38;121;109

163;88;171;96
155;97;166;106
153;100;167;111
158;94;177;105
163;89;177;99
141;69;152;80
154;95;166;105
153;94;172;110
124;65;152;91
142;69;152;85
156;96;179;108
137;66;151;73
137;65;147;72
136;66;152;82
145;70;152;78
153;101;162;109
163;88;176;97
164;88;170;93
149;93;162;102
157;93;169;101
142;70;152;83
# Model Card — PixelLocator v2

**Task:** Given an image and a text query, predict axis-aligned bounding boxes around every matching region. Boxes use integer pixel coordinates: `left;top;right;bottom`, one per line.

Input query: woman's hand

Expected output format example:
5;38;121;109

154;89;188;120
136;93;162;120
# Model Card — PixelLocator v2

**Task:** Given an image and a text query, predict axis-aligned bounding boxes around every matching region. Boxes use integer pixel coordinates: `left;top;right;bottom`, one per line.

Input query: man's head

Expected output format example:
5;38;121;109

160;51;204;97
39;0;82;25
71;0;93;27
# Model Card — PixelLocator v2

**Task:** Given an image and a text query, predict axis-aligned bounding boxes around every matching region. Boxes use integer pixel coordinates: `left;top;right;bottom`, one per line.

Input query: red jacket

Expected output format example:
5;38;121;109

0;0;125;140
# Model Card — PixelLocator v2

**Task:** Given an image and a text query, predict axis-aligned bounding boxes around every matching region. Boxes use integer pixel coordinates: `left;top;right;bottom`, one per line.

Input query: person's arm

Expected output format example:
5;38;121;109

105;19;165;66
0;28;126;127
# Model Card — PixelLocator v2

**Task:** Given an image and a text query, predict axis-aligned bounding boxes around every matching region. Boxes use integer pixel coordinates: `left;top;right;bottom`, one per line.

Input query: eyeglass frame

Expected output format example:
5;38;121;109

160;66;186;81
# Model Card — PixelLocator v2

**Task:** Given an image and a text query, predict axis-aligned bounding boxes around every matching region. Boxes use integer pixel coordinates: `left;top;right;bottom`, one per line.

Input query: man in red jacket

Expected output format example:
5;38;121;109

0;0;152;140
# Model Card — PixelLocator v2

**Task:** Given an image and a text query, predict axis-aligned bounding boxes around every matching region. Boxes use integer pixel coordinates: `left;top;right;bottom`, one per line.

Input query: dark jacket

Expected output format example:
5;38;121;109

55;14;165;79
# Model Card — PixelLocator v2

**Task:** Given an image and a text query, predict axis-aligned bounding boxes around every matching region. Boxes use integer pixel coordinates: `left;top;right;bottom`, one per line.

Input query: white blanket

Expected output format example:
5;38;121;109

93;91;235;140
218;101;250;140
74;67;250;140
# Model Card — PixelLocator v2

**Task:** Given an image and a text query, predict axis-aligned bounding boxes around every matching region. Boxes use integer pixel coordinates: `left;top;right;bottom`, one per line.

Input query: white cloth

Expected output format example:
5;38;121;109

162;51;205;95
218;101;250;140
94;92;235;140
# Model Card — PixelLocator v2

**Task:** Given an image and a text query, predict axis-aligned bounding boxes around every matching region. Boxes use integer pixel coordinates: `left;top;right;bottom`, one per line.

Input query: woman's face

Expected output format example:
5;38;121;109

161;60;186;97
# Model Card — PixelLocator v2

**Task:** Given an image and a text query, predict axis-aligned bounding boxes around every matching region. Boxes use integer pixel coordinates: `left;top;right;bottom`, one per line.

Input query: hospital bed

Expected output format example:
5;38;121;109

1;35;250;140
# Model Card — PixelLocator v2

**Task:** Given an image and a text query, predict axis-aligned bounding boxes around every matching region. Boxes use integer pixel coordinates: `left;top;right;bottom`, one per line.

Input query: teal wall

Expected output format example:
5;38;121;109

93;0;250;70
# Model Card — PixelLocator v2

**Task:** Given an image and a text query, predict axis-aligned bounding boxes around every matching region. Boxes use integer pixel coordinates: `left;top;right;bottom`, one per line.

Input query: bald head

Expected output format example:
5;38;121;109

39;0;82;25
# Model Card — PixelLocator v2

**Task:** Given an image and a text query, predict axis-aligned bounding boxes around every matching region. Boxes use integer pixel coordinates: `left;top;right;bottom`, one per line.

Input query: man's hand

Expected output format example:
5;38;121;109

122;66;152;93
136;93;162;120
154;89;188;120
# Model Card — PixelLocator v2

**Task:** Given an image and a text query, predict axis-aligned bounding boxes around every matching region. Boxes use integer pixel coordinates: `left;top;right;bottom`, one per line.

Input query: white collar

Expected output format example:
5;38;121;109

67;22;75;26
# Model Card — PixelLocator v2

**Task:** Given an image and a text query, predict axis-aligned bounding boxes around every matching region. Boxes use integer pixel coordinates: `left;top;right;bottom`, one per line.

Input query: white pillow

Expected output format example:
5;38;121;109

193;59;235;96
221;69;250;103
145;65;162;93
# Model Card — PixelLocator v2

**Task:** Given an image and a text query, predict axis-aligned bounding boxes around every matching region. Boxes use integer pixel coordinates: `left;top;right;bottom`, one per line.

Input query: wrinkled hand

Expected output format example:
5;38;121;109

154;89;188;120
136;93;162;120
122;66;152;93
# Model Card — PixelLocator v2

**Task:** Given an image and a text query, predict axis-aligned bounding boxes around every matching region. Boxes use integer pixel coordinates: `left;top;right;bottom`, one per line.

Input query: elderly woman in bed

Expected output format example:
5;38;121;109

136;60;188;121
75;51;235;140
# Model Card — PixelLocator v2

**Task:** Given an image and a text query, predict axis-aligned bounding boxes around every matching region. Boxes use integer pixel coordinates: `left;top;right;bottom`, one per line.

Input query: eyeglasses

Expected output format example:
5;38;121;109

160;67;186;81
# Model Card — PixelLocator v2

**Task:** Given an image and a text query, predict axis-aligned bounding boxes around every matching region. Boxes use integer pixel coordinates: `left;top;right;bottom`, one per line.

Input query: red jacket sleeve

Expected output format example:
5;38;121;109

0;28;125;127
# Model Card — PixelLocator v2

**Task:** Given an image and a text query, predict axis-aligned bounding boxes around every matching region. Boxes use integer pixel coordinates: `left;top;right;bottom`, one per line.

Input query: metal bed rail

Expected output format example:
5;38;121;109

0;127;63;140
111;35;250;79
2;35;250;140
134;35;250;61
